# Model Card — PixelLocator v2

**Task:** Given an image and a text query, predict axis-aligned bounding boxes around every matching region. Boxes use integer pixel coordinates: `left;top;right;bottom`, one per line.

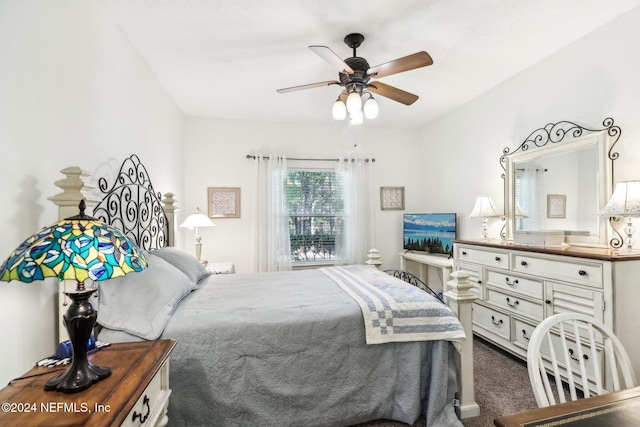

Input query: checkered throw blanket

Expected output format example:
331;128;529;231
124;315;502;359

320;265;465;348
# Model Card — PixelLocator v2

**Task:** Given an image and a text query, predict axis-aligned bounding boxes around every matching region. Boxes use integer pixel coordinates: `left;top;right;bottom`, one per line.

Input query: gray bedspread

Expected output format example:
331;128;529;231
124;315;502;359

99;268;463;427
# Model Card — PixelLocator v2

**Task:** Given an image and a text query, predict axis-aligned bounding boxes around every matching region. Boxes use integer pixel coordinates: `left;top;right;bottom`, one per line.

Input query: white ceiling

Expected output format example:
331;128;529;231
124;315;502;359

98;0;640;130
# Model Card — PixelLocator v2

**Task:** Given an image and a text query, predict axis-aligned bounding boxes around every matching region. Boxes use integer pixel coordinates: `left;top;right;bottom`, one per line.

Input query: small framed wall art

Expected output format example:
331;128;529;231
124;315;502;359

547;194;566;218
380;186;405;211
207;187;241;218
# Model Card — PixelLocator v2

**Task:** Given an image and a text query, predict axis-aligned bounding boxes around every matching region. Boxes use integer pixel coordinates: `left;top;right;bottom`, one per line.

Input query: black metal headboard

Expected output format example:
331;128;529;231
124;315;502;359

92;154;168;250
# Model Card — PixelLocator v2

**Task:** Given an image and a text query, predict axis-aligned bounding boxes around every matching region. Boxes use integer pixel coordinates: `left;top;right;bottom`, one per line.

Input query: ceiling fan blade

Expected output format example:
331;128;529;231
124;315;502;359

367;51;433;78
309;45;354;74
277;80;341;94
368;81;419;105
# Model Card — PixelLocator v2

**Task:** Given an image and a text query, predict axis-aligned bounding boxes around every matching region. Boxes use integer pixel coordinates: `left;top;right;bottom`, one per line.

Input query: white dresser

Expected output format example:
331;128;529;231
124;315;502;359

453;239;640;380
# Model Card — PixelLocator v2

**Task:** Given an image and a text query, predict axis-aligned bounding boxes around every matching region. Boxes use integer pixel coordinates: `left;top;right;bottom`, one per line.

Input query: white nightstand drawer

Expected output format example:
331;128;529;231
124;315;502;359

123;360;171;427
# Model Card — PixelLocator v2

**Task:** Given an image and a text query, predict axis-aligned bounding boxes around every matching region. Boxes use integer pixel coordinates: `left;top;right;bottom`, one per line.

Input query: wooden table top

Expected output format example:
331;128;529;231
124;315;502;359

494;386;640;427
0;339;176;427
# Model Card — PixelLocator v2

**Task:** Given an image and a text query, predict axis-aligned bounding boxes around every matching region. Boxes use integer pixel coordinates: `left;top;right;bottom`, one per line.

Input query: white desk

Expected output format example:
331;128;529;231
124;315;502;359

399;252;454;293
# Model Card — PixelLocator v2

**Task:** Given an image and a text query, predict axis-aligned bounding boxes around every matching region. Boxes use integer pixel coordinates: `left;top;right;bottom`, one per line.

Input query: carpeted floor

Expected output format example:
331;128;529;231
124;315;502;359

352;337;538;427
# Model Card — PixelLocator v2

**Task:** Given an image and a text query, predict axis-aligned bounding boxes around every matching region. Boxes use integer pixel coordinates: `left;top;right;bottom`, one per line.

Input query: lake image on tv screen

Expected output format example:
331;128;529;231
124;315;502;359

403;213;456;255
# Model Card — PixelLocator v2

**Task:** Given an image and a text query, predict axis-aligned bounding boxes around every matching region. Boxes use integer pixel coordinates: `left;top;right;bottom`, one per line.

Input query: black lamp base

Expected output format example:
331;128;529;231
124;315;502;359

45;287;111;393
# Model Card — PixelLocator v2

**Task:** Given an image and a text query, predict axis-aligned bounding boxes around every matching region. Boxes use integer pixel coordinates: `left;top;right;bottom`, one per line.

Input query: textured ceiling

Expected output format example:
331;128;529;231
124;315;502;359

97;0;640;129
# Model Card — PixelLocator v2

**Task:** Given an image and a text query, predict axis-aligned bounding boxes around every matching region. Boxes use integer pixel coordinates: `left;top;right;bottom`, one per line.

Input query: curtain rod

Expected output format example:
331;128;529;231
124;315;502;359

246;154;375;163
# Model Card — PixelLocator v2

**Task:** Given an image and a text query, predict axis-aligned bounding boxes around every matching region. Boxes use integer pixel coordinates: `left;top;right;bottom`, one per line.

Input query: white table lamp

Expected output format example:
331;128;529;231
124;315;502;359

600;181;640;251
470;196;500;239
179;207;215;261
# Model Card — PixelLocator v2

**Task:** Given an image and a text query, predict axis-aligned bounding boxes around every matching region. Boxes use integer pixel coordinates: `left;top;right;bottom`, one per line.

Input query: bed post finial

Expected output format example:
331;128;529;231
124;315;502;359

162;192;177;246
49;166;99;221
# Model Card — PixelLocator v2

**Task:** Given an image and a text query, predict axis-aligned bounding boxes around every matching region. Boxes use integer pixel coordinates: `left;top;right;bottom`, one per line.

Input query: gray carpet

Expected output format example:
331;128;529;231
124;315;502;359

352;337;538;427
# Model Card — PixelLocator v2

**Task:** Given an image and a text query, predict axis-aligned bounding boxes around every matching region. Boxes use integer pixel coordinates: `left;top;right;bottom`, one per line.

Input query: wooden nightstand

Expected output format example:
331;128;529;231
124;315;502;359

0;339;176;427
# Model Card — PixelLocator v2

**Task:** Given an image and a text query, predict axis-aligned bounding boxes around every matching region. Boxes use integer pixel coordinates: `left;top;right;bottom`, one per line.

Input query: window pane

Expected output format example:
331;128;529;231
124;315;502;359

286;170;343;262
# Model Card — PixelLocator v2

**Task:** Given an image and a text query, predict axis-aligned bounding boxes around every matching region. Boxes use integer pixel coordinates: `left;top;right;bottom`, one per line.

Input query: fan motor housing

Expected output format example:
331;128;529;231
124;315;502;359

341;56;371;87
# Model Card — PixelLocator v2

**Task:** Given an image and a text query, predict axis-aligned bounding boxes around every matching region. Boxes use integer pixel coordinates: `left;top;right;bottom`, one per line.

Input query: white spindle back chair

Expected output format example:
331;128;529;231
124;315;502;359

527;312;636;408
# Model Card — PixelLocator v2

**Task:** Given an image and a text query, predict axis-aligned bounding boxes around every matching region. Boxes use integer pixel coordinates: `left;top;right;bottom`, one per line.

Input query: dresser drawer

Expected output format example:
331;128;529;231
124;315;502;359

513;254;603;288
457;246;509;270
486;288;544;321
540;331;603;386
473;303;511;340
513;318;537;351
486;270;543;299
122;360;171;427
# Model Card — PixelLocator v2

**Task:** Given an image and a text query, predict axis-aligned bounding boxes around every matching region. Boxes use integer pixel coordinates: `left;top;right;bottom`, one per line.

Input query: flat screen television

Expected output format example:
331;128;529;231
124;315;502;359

403;213;457;256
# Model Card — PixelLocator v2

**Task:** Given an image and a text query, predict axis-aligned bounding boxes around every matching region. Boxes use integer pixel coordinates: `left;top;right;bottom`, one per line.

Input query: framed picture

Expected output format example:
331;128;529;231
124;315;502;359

547;194;566;218
207;187;241;218
380;186;405;210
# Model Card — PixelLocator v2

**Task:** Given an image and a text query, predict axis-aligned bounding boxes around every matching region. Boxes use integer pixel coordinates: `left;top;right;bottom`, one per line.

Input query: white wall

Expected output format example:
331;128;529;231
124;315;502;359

0;1;184;386
181;117;422;273
419;6;640;244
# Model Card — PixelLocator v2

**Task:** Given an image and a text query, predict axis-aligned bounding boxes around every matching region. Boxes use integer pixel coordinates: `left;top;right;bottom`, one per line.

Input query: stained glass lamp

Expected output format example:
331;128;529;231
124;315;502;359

0;201;146;393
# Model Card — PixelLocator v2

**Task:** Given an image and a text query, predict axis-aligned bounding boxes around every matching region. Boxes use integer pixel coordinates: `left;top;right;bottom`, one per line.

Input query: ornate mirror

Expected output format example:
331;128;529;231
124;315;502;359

501;118;621;247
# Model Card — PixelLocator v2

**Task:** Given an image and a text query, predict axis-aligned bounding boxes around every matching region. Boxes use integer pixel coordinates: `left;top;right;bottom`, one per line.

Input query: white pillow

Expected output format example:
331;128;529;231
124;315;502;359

152;246;211;285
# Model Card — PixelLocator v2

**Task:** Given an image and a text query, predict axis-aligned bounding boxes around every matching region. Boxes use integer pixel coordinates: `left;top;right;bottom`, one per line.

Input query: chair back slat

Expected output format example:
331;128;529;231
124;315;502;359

527;312;637;408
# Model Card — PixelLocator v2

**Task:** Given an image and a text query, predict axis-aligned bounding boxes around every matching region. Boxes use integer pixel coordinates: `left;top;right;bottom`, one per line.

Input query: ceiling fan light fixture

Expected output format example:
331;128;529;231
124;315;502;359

332;98;347;120
363;95;378;119
346;91;362;114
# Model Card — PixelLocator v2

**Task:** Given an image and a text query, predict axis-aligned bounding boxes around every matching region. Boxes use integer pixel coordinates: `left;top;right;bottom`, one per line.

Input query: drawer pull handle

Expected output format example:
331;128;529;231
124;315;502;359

545;299;551;304
491;316;503;327
132;395;151;424
506;297;519;308
569;348;589;363
520;260;528;267
495;256;501;262
522;329;530;341
505;277;519;286
462;251;468;256
578;270;587;276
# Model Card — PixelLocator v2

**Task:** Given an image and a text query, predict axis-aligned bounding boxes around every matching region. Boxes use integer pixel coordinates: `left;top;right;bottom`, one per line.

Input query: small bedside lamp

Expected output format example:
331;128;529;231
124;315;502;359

600;180;640;251
179;207;215;262
470;196;501;240
0;201;146;393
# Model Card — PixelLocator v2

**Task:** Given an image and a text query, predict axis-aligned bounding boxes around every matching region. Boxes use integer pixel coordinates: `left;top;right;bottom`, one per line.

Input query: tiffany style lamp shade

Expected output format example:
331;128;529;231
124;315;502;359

0;204;146;393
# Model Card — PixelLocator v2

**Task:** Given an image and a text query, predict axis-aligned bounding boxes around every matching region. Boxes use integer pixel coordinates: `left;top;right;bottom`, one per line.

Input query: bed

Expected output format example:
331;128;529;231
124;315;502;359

50;155;479;426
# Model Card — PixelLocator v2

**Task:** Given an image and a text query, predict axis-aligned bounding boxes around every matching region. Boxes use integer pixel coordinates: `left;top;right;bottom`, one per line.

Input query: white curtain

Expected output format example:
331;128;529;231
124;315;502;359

335;158;375;265
250;155;292;272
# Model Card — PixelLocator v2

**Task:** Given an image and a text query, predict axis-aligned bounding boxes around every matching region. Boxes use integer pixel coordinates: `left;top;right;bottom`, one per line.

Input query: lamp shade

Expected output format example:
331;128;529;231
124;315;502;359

469;196;500;218
346;91;362;114
0;214;146;393
332;99;347;120
179;208;215;229
600;181;640;216
363;96;379;119
0;218;146;284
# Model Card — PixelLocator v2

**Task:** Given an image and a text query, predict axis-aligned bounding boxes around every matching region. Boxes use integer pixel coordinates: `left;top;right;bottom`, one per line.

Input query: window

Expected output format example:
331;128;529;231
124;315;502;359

285;169;344;263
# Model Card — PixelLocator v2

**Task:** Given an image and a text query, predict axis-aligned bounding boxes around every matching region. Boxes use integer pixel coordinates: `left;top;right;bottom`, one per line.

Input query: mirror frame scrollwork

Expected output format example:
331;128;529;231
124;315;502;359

500;117;621;246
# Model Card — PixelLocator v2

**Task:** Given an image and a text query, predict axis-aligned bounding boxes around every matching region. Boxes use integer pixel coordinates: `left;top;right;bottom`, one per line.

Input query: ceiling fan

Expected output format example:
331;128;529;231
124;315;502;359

276;33;433;123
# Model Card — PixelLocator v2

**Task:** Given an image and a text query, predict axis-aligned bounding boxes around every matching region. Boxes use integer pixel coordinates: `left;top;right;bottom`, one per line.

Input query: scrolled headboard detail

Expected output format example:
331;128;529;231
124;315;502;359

50;154;177;250
93;154;168;250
